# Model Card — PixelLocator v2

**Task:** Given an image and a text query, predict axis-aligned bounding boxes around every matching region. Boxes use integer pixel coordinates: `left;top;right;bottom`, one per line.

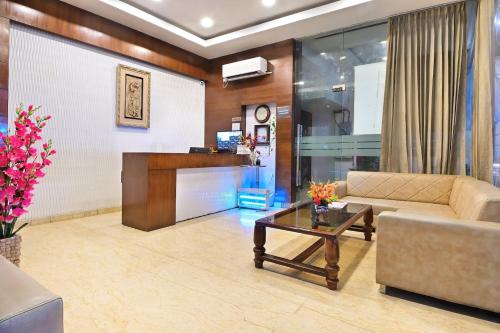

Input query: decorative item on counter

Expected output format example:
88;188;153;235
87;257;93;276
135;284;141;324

0;104;55;266
307;180;338;223
240;134;261;166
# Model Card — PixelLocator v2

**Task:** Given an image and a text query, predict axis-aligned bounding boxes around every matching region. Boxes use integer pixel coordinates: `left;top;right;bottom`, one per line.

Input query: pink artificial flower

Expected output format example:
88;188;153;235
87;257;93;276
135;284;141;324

34;169;45;178
0;104;54;237
4;168;21;179
11;207;27;217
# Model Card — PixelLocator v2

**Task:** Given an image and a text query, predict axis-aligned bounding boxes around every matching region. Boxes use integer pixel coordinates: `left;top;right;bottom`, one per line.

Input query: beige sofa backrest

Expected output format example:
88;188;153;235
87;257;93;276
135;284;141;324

346;171;457;204
450;176;500;222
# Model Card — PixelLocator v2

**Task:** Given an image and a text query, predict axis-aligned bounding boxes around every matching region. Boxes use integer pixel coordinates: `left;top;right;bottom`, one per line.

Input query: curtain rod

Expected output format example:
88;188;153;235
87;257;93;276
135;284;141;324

313;0;466;40
387;0;466;19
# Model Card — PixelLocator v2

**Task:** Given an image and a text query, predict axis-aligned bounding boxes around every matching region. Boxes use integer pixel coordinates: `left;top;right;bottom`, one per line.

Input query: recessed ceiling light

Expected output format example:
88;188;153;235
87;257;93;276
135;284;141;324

200;17;214;28
339;56;346;60
262;0;276;7
320;52;326;56
380;40;387;44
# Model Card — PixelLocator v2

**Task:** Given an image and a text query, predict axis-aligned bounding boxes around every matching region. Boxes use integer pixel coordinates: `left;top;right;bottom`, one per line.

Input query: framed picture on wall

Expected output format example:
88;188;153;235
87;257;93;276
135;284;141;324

116;64;151;128
254;125;270;145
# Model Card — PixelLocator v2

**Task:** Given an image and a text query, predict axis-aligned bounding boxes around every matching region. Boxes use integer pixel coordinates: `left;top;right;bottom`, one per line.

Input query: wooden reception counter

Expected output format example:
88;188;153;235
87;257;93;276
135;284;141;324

122;153;247;231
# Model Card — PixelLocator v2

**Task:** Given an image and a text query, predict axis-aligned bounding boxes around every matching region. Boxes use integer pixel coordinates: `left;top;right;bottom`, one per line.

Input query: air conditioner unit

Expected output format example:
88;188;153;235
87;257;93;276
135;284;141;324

222;57;268;82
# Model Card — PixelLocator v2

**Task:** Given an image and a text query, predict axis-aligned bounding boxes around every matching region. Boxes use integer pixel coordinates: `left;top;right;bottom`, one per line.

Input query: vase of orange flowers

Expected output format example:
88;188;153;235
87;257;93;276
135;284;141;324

307;181;338;222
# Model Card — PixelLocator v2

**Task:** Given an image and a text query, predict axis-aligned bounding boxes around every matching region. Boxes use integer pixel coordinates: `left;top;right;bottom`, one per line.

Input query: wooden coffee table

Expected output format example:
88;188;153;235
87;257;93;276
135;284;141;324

253;202;373;290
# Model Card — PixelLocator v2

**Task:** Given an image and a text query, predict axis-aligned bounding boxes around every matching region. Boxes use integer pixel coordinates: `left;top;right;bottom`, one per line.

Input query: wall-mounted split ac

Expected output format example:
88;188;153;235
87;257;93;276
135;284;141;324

222;57;270;84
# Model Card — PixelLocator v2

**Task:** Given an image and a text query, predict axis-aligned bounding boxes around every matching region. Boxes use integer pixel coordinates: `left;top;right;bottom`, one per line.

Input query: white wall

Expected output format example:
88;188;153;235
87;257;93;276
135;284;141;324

8;24;205;220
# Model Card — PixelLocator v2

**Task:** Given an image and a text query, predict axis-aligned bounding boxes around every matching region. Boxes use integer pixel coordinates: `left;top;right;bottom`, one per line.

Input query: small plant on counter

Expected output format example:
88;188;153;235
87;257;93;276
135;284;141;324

0;104;55;239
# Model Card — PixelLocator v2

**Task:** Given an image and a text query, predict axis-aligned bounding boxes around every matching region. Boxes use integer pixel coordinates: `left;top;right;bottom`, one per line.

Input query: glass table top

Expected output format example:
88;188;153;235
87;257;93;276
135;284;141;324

258;202;370;235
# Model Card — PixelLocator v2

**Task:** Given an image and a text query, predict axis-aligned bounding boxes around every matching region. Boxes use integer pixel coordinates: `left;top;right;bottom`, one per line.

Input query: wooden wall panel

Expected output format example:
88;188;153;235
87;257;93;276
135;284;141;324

0;0;209;80
0;17;8;133
205;40;296;204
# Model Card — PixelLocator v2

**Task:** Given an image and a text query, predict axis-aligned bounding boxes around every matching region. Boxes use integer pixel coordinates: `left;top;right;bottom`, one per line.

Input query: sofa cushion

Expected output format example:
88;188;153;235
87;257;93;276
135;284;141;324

346;171;457;205
449;176;500;222
341;196;457;219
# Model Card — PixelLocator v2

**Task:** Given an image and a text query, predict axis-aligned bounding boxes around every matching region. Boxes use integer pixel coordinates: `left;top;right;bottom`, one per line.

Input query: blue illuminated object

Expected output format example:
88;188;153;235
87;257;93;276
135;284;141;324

237;188;270;210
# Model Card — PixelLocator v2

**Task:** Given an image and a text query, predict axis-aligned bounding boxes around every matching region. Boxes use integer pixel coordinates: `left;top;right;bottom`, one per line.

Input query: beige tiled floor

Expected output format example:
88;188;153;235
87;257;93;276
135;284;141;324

20;209;499;333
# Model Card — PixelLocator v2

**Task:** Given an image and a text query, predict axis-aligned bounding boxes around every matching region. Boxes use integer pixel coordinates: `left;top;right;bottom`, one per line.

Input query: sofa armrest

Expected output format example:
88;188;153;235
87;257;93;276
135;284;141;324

334;181;347;199
0;256;63;333
376;211;500;313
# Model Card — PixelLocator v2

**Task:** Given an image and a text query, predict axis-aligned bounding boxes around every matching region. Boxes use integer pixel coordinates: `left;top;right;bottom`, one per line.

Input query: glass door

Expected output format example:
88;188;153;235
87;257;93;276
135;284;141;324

295;23;388;201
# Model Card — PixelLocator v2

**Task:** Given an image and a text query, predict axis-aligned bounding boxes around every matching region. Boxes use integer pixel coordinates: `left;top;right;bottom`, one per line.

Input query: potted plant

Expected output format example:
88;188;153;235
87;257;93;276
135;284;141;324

0;104;55;266
307;181;338;222
240;134;260;166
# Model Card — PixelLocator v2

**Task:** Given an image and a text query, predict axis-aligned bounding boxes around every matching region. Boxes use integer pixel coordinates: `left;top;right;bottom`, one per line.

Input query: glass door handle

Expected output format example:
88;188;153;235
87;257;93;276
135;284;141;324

296;124;303;187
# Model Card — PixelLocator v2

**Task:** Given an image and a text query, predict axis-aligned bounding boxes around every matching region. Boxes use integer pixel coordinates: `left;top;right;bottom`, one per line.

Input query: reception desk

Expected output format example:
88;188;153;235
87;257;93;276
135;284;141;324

122;153;247;231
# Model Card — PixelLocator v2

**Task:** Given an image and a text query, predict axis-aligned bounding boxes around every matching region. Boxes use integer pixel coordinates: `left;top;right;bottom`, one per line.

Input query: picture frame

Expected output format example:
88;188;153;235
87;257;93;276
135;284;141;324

254;125;270;145
116;64;151;128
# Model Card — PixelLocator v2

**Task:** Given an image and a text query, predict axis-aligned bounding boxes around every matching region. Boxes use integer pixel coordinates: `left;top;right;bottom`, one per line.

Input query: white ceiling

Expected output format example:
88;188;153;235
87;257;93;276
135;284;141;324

61;0;459;59
126;0;332;38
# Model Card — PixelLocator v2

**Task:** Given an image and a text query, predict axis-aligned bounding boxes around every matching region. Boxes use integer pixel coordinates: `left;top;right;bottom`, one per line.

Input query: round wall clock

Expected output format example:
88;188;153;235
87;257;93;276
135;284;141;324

255;104;271;123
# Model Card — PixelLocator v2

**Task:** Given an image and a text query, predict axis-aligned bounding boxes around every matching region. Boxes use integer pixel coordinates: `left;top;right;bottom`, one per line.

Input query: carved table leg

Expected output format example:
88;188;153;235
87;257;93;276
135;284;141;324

324;237;340;290
363;207;373;241
253;225;266;268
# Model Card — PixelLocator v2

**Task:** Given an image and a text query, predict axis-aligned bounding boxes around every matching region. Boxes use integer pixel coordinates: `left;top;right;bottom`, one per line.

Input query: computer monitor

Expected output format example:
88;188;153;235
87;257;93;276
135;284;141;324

216;131;242;151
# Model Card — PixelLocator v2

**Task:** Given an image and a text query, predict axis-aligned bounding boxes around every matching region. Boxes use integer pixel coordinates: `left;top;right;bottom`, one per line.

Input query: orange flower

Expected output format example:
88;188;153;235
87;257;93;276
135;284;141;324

307;180;338;205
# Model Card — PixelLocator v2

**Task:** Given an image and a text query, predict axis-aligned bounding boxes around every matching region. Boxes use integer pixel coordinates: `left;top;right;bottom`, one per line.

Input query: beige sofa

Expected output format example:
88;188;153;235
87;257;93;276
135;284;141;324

335;171;500;313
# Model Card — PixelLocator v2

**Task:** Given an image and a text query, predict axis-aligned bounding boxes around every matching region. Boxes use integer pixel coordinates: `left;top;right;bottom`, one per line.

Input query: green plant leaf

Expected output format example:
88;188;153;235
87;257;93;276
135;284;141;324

12;222;29;236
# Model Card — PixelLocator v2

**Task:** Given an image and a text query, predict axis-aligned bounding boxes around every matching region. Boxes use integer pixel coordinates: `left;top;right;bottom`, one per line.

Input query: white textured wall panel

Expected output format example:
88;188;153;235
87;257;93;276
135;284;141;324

8;24;205;220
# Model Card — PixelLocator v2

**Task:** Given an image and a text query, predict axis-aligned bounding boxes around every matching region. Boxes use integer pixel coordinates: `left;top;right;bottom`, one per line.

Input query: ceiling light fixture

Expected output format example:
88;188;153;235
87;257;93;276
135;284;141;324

320;52;326;56
339;56;346;60
98;0;373;47
200;17;214;28
380;40;387;45
262;0;276;7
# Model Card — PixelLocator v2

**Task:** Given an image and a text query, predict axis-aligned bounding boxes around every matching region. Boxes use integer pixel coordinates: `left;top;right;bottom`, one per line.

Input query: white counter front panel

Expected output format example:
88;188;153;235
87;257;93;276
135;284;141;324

176;167;242;222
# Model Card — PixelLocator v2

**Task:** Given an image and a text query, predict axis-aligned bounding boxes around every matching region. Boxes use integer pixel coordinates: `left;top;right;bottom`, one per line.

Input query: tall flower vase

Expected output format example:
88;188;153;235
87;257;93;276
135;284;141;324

249;151;258;166
0;235;22;266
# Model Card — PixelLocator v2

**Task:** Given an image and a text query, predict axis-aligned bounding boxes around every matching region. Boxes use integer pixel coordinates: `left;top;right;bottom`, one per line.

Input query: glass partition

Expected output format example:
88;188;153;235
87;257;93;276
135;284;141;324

294;23;388;200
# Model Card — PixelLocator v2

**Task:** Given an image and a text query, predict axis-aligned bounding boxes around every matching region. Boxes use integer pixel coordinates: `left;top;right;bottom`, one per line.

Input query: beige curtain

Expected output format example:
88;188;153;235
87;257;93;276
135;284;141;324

471;0;494;182
380;3;467;174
